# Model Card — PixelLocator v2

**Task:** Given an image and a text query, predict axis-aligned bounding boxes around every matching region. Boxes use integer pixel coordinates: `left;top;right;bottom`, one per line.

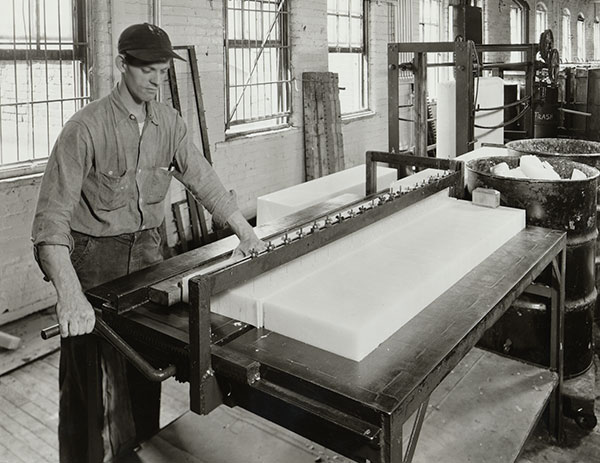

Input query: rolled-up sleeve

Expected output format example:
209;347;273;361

32;121;92;252
171;116;238;226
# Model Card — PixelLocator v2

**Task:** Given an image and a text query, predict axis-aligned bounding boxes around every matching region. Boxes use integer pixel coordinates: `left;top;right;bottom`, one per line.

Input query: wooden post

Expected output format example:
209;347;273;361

455;41;472;157
189;277;221;415
414;51;428;158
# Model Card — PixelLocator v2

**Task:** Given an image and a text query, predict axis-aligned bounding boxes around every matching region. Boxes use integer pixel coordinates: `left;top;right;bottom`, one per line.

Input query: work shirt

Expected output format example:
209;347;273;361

32;85;237;251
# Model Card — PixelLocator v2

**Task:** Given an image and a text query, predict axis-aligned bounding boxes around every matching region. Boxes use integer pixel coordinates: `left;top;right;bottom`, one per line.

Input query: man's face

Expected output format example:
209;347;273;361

121;60;170;103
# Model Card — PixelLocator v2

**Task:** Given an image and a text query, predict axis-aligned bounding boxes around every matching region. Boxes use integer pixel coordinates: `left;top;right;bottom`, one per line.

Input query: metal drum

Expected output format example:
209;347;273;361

533;86;560;138
467;155;599;378
506;138;600;322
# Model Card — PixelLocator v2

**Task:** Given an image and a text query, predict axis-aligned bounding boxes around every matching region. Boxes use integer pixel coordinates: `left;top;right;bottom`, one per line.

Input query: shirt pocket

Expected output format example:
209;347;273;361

144;167;173;205
95;170;129;211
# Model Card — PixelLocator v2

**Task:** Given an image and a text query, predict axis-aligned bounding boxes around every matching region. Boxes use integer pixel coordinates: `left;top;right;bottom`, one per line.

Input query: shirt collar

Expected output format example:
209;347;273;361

109;85;160;126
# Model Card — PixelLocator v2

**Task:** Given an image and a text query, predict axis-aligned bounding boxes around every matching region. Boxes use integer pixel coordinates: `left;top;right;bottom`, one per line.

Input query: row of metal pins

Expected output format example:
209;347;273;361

246;170;452;258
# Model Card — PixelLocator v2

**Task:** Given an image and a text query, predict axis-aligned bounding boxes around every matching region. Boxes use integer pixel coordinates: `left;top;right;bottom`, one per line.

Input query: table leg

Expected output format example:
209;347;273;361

549;250;565;442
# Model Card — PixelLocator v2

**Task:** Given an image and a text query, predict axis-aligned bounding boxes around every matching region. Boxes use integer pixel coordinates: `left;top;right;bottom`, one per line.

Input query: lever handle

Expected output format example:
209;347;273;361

41;317;176;382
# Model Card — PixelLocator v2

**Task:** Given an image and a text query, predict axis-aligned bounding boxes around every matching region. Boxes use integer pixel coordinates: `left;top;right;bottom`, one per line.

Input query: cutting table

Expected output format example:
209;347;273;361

52;153;565;463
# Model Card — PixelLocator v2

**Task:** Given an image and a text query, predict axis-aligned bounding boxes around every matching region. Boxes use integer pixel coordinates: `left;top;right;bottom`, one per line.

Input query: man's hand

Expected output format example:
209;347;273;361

227;210;266;259
37;244;96;337
232;233;267;259
56;290;96;337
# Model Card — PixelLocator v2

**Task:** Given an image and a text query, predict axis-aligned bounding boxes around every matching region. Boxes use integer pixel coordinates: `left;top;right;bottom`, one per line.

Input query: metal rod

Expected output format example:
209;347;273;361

559;107;592;117
41;318;177;382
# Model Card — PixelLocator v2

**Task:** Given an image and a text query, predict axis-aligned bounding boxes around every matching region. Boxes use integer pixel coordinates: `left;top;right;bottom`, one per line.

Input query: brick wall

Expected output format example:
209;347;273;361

485;0;598;63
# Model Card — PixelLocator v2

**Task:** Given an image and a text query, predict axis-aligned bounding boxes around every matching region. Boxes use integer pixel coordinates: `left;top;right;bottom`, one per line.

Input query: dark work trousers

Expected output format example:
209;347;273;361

59;228;163;463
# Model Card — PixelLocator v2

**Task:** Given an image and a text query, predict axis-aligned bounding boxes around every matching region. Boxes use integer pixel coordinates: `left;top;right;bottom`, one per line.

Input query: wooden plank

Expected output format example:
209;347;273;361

413;349;557;463
172;200;189;252
124;406;354;463
0;308;59;376
0;401;57;462
303;72;344;181
0;330;21;350
303;75;319;181
414;51;428;158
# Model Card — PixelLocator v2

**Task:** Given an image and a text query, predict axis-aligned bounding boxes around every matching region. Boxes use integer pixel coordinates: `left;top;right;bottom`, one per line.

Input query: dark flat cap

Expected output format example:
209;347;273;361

118;23;184;62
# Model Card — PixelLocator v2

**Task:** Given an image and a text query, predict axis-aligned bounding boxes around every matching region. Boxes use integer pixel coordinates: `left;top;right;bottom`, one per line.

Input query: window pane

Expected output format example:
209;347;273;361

329;53;363;113
42;0;74;45
350;0;362;15
350;18;362;47
338;17;349;46
338;0;349;15
328;15;337;46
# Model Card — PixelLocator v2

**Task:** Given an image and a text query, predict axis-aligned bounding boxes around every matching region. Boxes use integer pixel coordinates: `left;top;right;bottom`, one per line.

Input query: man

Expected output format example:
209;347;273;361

32;23;265;462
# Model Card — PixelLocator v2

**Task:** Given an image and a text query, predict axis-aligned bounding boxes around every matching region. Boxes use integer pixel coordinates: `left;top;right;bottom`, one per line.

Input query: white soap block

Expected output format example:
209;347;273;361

262;199;525;361
210;191;451;326
571;168;587;180
256;165;397;226
436;77;505;158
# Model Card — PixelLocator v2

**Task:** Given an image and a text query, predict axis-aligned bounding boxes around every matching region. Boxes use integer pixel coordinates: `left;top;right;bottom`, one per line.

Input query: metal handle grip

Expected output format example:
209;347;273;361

41;324;61;339
41;318;176;382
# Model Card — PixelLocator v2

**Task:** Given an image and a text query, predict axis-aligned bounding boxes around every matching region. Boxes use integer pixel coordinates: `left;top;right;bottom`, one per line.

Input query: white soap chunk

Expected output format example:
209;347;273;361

499;167;527;179
491;162;510;176
571;168;587;180
519;155;560;180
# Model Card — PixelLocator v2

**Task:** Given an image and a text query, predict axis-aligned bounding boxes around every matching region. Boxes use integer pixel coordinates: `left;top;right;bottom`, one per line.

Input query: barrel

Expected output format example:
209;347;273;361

467;156;599;378
533;85;559;138
506;138;600;323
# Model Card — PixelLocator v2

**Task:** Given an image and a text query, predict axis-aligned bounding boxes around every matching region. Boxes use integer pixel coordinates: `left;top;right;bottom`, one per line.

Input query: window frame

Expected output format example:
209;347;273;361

535;2;548;41
223;0;292;135
577;13;586;61
327;0;370;116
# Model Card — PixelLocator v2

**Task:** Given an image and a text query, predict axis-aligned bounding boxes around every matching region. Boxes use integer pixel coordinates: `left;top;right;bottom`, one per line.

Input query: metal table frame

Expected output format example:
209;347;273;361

185;226;565;463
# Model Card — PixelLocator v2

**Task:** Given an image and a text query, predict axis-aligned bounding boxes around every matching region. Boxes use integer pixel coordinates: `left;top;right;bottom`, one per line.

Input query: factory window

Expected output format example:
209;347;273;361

594;19;600;60
562;9;572;62
535;3;548;42
392;0;415;82
328;0;369;115
419;0;443;99
0;0;89;170
224;0;291;134
509;2;525;63
577;14;586;61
